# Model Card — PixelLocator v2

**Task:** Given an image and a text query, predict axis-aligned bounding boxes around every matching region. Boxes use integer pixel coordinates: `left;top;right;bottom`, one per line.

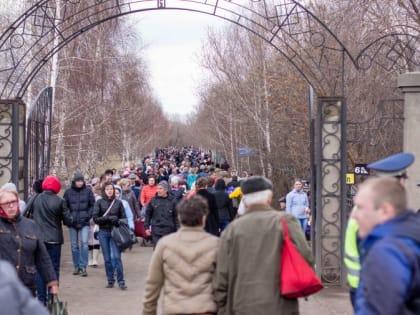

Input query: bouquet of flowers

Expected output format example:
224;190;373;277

229;187;242;206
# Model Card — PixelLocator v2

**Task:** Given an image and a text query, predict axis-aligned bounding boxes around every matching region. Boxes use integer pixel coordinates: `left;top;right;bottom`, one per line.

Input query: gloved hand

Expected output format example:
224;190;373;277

108;216;119;226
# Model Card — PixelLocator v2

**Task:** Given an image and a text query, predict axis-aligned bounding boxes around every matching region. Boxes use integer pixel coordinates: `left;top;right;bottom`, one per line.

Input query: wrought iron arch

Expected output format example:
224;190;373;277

1;0;359;99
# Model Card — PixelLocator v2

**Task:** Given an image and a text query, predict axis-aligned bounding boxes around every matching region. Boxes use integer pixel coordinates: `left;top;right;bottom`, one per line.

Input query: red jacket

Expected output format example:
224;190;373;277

140;185;158;207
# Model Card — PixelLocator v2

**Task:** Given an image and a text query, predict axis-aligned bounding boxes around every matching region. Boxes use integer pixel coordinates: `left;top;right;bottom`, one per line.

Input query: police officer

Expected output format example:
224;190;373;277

344;152;414;308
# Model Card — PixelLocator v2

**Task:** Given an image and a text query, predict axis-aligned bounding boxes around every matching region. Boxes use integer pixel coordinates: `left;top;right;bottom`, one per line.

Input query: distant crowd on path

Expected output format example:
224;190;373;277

0;146;418;315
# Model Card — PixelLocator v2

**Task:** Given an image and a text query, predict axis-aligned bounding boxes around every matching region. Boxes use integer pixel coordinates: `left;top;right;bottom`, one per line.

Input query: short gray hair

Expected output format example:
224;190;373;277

171;176;179;185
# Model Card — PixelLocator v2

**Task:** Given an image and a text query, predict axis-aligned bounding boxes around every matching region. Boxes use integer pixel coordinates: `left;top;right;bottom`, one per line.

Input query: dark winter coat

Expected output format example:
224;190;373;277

145;194;178;236
196;189;220;236
63;181;95;229
32;191;73;244
214;179;234;221
92;195;126;232
0;260;50;315
0;215;57;289
122;189;141;219
169;187;185;203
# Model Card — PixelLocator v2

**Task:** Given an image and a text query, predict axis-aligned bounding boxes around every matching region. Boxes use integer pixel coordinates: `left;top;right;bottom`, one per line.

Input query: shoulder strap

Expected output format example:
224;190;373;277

280;216;290;239
102;199;116;217
23;194;40;219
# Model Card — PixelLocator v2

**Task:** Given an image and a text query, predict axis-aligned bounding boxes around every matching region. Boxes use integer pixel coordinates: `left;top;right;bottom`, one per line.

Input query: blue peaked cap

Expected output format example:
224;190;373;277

367;152;415;175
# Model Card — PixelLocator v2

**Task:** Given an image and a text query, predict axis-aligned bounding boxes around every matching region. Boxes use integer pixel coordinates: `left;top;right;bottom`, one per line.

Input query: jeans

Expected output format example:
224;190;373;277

98;230;125;285
69;226;90;270
298;218;309;234
36;243;61;304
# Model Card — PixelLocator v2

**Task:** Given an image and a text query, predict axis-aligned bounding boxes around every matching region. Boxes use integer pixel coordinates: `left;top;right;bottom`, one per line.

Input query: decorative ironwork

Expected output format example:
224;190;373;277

0;99;26;195
356;34;420;72
347;99;404;146
0;0;364;99
315;97;346;284
0;1;416;97
25;87;52;198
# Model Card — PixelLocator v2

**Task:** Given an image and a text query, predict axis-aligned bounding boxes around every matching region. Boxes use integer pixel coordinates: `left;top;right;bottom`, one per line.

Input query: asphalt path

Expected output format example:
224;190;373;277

59;233;352;315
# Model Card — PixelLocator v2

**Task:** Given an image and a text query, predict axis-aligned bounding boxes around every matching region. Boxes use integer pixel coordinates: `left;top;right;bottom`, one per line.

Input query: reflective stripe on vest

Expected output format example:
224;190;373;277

344;216;361;288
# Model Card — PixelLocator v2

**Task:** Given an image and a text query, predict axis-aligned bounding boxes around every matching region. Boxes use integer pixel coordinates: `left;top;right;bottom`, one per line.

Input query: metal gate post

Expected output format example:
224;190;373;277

0;99;26;195
315;97;347;286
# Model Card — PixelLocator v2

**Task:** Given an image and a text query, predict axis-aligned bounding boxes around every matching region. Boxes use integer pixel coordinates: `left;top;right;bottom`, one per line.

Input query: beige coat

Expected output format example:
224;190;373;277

143;226;220;315
213;204;313;315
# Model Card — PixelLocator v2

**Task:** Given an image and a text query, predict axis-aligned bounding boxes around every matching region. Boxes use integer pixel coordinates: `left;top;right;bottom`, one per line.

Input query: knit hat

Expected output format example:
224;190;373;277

128;173;137;179
158;180;169;191
72;172;84;182
112;174;121;182
241;176;273;195
42;175;61;194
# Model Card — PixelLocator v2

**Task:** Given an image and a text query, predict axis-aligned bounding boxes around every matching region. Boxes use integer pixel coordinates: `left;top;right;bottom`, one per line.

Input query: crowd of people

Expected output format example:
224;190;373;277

0;145;418;314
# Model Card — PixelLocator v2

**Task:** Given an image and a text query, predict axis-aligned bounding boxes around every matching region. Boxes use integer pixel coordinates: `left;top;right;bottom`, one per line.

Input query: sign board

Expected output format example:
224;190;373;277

237;147;258;157
346;173;355;185
354;164;369;175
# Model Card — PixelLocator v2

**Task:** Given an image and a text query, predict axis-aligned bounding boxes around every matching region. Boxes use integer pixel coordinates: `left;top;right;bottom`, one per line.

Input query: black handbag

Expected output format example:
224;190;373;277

111;219;134;251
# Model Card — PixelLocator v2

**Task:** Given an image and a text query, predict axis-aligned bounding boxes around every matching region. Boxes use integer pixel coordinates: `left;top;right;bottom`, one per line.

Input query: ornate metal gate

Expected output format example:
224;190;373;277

0;0;418;286
24;87;52;198
0;100;26;194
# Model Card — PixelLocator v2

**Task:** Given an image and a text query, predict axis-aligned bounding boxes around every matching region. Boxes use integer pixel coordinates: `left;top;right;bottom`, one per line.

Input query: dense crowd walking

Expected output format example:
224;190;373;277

0;146;418;314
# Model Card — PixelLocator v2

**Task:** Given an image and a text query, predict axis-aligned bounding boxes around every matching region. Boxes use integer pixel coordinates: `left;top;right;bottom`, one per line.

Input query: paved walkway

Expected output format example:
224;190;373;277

59;237;353;315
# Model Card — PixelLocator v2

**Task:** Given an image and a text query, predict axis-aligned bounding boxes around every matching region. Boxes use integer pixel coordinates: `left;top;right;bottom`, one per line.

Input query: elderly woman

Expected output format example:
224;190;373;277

0;188;58;298
142;195;219;315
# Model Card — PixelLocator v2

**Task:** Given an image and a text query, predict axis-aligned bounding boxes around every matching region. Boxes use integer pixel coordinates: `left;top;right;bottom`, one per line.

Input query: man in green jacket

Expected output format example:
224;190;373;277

214;176;313;315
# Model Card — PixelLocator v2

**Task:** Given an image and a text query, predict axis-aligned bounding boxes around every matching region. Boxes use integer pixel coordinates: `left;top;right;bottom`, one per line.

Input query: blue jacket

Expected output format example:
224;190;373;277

286;189;309;219
355;211;420;315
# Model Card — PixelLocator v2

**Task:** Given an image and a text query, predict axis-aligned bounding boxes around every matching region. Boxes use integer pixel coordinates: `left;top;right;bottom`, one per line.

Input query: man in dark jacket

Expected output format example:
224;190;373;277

32;175;72;304
196;177;220;236
214;178;234;231
63;172;95;277
145;181;178;246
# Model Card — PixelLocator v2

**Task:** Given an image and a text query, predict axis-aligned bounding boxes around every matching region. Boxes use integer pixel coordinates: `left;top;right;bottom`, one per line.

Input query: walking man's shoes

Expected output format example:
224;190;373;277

80;268;88;277
72;268;80;275
106;283;114;288
119;284;127;290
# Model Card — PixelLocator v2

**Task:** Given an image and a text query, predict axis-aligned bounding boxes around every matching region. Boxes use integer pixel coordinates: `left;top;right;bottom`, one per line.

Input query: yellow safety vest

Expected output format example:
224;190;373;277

344;216;360;289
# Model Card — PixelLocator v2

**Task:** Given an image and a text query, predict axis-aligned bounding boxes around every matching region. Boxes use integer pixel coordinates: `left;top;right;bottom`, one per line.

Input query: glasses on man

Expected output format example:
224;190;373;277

0;200;18;207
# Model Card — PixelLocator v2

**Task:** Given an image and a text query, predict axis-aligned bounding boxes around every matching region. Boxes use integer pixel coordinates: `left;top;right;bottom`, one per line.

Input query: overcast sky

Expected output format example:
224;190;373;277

129;11;228;118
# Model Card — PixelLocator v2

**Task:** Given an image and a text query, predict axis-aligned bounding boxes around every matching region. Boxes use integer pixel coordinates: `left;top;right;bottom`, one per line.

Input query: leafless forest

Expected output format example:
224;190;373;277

1;0;419;195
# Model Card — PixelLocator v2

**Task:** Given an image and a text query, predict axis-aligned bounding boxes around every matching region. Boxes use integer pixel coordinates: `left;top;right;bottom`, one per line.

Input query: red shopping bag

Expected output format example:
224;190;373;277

279;216;323;298
134;220;147;238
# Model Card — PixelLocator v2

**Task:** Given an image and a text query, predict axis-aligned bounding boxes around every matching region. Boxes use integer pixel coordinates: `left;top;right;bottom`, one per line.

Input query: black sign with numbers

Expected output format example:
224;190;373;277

354;164;369;175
